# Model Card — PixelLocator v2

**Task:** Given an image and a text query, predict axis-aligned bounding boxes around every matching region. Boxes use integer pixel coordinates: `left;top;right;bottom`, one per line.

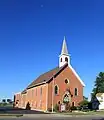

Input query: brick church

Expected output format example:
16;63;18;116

14;37;85;112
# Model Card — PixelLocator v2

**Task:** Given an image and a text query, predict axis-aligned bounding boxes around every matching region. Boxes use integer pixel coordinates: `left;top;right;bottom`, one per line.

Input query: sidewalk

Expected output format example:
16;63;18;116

23;112;104;118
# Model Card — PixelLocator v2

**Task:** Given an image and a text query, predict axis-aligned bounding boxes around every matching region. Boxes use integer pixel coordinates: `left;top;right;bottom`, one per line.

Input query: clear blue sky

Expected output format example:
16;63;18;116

0;0;104;99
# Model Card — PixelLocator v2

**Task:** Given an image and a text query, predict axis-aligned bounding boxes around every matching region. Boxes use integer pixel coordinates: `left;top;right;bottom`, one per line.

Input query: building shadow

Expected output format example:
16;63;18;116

0;106;47;114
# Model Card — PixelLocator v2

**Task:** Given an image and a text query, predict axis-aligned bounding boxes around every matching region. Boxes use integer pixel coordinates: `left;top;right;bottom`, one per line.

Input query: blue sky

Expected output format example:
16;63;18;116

0;0;104;99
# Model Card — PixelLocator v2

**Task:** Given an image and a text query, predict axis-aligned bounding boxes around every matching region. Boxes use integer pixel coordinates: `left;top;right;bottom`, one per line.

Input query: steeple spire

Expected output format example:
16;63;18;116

61;36;68;55
59;36;70;67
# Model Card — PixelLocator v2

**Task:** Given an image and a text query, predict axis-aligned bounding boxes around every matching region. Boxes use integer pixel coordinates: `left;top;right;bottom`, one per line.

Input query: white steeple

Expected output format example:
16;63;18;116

61;36;68;55
59;36;70;67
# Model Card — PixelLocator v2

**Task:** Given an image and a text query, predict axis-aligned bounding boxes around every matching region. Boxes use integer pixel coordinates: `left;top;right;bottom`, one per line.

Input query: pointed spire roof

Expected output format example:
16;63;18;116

61;36;69;55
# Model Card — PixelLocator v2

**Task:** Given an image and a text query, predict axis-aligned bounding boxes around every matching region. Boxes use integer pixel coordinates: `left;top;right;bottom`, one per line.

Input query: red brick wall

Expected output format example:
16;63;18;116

14;93;21;107
21;94;26;108
48;66;84;109
15;84;48;111
15;65;84;111
26;84;48;111
47;80;53;109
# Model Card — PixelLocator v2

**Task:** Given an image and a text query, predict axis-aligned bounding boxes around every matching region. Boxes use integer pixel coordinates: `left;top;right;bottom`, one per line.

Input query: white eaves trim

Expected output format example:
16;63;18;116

69;64;85;87
14;92;21;95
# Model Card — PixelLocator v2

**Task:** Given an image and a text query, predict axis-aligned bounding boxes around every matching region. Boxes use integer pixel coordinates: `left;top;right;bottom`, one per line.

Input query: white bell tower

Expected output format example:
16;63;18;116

59;36;70;67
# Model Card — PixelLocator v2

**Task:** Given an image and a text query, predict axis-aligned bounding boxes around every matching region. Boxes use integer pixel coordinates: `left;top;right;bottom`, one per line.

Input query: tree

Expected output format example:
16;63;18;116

2;99;6;103
78;100;89;107
92;72;104;96
7;99;12;103
83;96;88;101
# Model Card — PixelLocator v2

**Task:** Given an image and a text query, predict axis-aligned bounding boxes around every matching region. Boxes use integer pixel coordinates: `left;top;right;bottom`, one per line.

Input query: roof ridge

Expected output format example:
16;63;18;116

40;66;59;76
27;64;68;89
27;66;59;89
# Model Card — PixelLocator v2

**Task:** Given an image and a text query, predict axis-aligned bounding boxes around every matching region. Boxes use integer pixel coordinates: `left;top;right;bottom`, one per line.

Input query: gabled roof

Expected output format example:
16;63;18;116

27;63;68;89
21;62;85;92
68;64;85;87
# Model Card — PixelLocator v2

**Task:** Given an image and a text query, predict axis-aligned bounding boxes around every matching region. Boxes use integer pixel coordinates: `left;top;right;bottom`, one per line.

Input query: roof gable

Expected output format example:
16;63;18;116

24;63;85;90
68;64;85;86
27;64;68;89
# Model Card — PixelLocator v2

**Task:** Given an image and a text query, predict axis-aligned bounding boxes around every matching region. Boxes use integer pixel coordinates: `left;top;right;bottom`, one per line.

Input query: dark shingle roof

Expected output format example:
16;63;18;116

27;63;68;89
21;89;27;94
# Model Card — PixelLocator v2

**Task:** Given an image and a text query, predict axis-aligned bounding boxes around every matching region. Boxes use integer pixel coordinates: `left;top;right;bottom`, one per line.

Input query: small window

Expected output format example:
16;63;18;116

65;79;69;84
60;58;62;62
54;85;59;95
75;88;78;96
40;87;42;95
65;57;68;62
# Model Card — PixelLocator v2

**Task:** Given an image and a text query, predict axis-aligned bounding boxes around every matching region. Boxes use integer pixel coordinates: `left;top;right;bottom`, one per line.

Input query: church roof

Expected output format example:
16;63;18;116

27;63;68;89
21;62;85;93
61;36;69;55
21;89;27;94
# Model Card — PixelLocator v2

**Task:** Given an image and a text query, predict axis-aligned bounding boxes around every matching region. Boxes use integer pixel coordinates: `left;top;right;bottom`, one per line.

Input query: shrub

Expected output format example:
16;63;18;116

54;104;59;112
3;102;7;106
70;106;77;110
47;104;59;112
78;100;89;107
76;106;82;110
47;108;52;112
0;102;7;106
26;102;31;110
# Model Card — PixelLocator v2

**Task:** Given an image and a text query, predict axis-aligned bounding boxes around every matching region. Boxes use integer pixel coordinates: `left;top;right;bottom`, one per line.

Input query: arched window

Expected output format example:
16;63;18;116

63;94;70;103
60;58;62;62
65;57;68;62
54;85;59;95
75;88;78;96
